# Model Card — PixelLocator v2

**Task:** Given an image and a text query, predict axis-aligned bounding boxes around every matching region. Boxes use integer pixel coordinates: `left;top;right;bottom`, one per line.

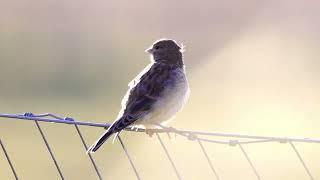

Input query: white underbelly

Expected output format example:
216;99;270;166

136;77;189;128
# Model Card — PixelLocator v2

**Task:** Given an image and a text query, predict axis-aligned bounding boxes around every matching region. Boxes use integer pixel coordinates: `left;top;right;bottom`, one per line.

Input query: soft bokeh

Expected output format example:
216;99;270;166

1;0;320;179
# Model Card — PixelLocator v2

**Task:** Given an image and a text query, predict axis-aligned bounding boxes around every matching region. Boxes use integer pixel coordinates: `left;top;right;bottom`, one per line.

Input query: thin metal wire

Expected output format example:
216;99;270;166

0;138;19;180
156;133;182;180
196;137;231;144
34;121;65;180
289;142;314;180
1;113;320;144
1;112;320;180
35;113;103;179
74;125;103;180
197;139;220;180
118;135;141;180
238;144;261;180
239;139;275;144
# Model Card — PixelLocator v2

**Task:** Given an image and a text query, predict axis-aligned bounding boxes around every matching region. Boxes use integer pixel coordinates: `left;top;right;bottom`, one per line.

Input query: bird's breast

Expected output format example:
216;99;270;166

140;68;189;127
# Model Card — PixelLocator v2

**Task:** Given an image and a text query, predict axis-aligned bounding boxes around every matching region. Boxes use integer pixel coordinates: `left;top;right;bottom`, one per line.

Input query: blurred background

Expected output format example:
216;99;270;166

1;0;320;179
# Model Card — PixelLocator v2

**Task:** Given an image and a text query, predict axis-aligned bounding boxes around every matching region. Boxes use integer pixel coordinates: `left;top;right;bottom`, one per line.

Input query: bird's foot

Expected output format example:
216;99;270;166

130;125;140;132
159;126;176;140
145;129;156;137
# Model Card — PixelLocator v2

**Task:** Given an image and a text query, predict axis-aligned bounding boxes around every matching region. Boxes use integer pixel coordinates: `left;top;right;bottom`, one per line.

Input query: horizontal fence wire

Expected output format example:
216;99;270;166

0;112;319;180
1;113;320;144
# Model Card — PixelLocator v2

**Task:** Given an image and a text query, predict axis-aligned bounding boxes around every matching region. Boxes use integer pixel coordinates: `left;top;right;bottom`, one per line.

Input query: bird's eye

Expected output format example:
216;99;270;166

154;45;160;50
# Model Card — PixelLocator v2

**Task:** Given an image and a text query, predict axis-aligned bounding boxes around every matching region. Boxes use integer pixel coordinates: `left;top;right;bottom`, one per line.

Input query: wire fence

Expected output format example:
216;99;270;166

0;112;319;180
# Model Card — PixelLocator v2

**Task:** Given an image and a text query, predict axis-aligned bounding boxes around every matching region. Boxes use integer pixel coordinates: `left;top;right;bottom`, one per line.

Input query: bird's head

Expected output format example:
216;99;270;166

146;39;183;65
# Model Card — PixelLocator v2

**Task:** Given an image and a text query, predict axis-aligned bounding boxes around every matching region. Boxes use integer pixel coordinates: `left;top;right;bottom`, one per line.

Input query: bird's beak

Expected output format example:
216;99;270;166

145;48;154;54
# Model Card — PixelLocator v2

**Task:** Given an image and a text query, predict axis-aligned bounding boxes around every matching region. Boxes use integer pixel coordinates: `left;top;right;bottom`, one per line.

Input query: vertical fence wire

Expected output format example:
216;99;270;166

118;135;141;180
54;115;103;180
156;133;182;180
238;144;261;180
34;121;65;180
45;115;103;179
289;142;314;180
0;138;19;180
74;125;103;180
197;139;220;180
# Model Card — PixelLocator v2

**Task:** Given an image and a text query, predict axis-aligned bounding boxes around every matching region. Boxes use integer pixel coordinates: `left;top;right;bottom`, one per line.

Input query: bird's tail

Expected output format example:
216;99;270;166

87;130;114;153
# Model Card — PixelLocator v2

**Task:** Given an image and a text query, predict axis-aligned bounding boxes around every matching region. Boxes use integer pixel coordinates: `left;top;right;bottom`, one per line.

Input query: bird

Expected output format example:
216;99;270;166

88;39;190;153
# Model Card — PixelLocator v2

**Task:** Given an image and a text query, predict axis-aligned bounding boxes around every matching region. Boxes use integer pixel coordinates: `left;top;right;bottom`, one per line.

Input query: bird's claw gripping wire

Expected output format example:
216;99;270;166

129;126;141;132
161;126;174;140
145;129;156;137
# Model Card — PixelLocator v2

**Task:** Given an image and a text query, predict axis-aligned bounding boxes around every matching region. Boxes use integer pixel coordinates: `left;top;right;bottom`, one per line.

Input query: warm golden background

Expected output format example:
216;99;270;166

1;0;320;179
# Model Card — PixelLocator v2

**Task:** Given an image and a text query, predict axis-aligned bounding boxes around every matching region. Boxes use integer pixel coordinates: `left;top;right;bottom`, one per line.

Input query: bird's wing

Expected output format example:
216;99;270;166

110;63;171;132
87;63;173;153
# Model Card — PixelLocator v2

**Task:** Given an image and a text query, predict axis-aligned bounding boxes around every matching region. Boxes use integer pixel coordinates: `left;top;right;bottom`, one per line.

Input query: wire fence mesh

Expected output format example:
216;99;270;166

0;112;319;180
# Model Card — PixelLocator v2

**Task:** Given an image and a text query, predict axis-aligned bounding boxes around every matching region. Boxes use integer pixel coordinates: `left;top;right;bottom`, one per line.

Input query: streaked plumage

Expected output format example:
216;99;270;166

88;39;189;153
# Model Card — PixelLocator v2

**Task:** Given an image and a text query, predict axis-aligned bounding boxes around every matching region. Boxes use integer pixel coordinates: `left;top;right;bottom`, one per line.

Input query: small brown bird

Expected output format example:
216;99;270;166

88;39;190;153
